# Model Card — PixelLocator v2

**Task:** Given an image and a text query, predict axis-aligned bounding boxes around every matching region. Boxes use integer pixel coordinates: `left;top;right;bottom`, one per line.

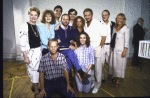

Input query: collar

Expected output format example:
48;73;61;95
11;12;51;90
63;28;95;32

138;23;142;26
80;44;87;49
61;24;68;30
48;52;59;58
101;20;111;25
68;22;72;26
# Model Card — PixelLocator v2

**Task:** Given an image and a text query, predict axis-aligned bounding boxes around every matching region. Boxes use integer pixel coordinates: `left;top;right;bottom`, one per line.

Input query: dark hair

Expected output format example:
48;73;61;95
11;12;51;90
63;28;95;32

28;7;40;16
61;14;70;20
41;10;56;24
76;32;90;47
73;16;85;30
48;38;58;46
68;8;77;15
83;8;93;15
102;10;110;15
54;5;63;13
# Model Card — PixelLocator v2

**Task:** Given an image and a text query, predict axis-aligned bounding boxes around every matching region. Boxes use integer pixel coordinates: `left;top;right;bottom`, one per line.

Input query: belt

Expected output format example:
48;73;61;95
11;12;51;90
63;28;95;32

45;76;64;82
104;43;110;45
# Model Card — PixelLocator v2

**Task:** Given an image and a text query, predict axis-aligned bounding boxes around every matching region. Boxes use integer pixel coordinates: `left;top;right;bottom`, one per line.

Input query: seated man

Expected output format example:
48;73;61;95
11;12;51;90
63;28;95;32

38;39;75;98
55;14;90;79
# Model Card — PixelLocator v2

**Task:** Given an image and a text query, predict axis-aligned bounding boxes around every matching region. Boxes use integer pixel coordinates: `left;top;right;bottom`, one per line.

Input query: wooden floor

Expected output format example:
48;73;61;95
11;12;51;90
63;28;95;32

3;59;150;98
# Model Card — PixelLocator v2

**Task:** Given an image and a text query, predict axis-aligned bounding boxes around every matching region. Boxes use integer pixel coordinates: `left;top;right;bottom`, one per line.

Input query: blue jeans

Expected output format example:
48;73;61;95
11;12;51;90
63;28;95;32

58;49;81;73
44;77;75;98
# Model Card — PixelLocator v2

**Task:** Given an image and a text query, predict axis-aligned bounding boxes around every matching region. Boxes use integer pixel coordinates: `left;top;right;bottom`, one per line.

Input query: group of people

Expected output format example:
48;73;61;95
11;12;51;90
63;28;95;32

19;5;130;98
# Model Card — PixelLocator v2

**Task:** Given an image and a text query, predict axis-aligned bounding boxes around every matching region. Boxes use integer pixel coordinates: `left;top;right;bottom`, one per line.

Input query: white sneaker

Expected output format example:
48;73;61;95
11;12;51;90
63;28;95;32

91;83;94;88
92;87;99;94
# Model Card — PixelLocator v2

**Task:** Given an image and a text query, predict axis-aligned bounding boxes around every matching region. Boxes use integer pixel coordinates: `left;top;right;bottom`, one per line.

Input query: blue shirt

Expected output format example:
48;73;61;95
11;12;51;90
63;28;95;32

70;29;84;42
74;45;95;73
38;52;68;80
55;25;72;48
38;23;56;50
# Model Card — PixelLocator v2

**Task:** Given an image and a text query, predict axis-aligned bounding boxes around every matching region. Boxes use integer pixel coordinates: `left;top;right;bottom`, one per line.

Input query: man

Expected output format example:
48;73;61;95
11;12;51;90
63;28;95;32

100;10;115;82
54;5;62;23
38;39;75;98
132;18;147;66
55;14;91;80
68;8;77;26
83;8;107;94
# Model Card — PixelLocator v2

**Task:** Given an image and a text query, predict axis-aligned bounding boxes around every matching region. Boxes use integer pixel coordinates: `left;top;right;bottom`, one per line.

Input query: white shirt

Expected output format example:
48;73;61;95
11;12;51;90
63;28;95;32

84;18;107;49
68;22;72;26
100;20;111;43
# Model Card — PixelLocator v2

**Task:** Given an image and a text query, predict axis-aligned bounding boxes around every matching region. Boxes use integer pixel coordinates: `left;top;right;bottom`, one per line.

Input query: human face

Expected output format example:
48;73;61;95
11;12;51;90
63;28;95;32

84;11;93;23
48;41;58;55
80;34;86;45
102;11;110;22
54;8;62;18
139;20;144;25
69;11;76;20
61;15;69;27
45;14;52;23
29;11;38;23
76;18;82;28
116;16;124;25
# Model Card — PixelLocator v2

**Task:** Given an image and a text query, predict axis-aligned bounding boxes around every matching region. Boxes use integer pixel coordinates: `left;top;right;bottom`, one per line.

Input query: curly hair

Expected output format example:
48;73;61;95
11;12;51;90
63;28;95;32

76;32;90;47
73;16;85;30
41;10;56;24
28;7;40;16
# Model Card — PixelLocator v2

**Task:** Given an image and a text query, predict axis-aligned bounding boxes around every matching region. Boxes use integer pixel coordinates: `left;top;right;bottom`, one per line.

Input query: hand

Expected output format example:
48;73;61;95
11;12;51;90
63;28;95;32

143;28;148;32
67;84;75;94
94;46;101;51
121;50;126;58
57;39;61;43
39;89;46;97
54;24;61;30
24;56;30;65
69;45;75;51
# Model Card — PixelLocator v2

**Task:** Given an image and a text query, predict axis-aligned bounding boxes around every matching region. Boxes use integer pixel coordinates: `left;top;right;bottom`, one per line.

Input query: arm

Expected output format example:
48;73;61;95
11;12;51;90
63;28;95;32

85;64;93;74
100;36;107;47
39;28;49;47
122;27;129;58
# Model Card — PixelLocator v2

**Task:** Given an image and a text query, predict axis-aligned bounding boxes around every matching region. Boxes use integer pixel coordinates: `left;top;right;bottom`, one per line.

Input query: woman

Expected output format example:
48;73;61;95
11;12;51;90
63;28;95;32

109;13;129;87
38;10;56;56
19;7;41;97
74;32;95;93
69;16;85;50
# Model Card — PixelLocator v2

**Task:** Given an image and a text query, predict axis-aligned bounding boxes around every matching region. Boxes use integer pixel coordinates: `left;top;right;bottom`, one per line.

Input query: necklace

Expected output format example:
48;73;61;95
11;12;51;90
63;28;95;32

30;24;39;37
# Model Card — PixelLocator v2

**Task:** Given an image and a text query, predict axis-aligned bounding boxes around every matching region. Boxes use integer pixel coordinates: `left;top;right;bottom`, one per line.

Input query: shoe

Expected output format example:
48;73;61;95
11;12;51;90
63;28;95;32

83;73;91;79
92;87;99;94
31;86;35;92
102;80;105;83
82;78;90;84
91;83;94;88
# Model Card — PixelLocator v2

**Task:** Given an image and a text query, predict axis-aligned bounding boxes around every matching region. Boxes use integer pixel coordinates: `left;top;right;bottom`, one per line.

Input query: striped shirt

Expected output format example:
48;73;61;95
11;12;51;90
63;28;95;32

38;52;68;80
74;45;95;73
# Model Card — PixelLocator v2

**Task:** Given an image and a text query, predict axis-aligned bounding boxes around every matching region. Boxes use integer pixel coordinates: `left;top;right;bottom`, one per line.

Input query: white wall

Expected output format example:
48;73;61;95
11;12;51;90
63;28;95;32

3;0;16;59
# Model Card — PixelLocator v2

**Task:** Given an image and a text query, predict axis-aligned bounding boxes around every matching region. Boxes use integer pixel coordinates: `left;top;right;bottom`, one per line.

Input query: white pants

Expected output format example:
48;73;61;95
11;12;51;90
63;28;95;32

26;47;42;83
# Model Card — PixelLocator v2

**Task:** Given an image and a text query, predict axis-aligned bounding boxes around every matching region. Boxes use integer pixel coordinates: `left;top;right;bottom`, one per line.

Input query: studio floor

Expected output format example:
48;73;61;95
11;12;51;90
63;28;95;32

3;59;150;98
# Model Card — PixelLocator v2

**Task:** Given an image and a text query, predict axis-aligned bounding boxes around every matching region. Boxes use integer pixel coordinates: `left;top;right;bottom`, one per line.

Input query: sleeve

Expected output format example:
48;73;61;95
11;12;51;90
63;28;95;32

124;27;129;48
89;46;95;65
38;26;49;47
62;55;69;71
38;58;45;73
54;30;59;40
19;23;27;51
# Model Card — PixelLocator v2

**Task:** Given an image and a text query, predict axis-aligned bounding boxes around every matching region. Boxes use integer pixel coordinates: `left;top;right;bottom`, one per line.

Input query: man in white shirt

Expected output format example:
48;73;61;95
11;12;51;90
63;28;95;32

83;8;107;94
100;10;115;82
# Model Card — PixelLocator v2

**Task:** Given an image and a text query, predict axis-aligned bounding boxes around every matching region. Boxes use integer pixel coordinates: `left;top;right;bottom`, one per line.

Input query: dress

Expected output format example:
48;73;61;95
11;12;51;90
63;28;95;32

19;22;42;83
109;25;129;78
74;45;95;93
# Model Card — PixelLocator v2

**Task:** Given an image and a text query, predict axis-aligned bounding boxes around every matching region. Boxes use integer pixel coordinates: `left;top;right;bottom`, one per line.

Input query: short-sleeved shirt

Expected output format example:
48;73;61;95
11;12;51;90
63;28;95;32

84;18;107;49
38;52;68;80
74;45;95;72
38;23;56;50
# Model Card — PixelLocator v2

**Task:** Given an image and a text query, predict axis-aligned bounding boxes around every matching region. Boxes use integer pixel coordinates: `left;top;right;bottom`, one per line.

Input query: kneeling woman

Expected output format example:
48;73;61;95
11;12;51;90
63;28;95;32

74;32;95;93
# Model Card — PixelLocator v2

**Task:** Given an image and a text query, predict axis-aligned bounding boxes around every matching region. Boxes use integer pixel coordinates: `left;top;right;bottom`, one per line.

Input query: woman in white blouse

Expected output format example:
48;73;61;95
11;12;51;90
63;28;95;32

109;13;129;87
19;7;41;97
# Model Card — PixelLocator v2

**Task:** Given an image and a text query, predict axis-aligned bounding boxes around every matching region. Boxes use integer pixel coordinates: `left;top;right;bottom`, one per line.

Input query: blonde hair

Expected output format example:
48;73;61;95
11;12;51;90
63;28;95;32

28;7;40;16
115;13;126;29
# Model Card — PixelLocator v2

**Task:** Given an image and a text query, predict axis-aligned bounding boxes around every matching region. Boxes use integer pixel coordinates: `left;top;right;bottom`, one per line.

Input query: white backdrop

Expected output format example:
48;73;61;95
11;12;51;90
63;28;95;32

10;0;149;61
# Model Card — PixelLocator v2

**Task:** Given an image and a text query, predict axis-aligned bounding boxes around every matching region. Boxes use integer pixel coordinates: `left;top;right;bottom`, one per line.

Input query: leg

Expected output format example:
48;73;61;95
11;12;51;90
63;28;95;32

75;73;83;92
82;74;92;93
132;44;139;66
57;78;75;97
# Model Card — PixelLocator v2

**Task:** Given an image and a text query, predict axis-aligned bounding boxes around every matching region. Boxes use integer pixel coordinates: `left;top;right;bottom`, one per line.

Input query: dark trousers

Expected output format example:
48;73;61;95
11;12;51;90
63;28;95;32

44;77;75;98
132;44;140;66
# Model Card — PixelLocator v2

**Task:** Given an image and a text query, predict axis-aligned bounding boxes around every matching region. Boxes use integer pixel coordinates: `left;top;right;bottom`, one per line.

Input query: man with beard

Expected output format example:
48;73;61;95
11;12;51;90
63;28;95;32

55;14;91;81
